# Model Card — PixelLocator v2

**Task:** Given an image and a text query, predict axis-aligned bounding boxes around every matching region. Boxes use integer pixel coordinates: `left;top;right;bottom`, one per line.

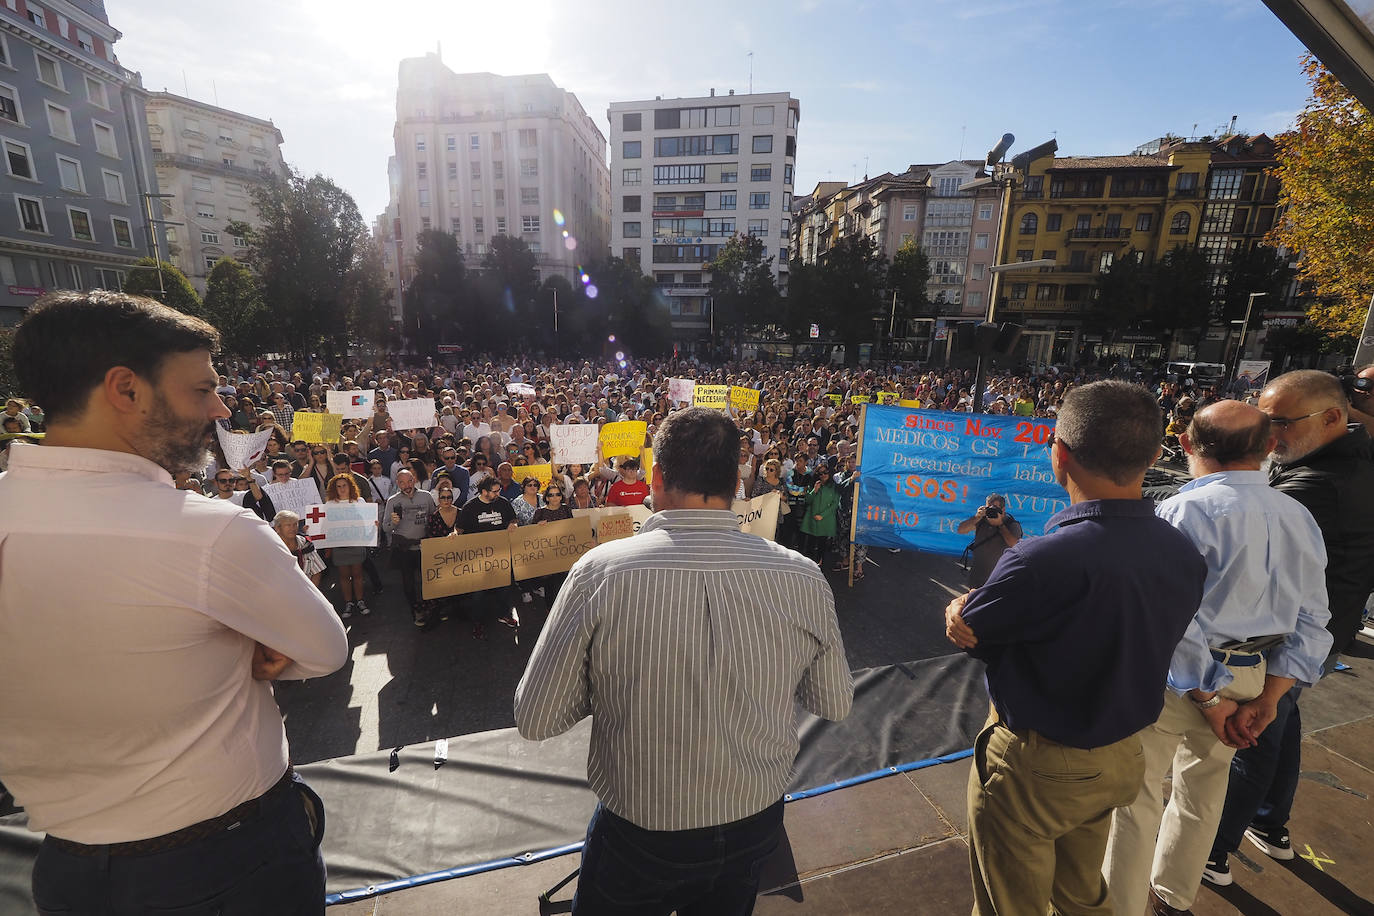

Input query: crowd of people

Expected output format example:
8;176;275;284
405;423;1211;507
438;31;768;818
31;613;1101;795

3;287;1374;916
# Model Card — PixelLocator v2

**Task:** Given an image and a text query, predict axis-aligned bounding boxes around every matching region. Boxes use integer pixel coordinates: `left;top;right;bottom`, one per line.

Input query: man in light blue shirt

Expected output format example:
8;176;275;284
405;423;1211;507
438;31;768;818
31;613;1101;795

1104;400;1330;916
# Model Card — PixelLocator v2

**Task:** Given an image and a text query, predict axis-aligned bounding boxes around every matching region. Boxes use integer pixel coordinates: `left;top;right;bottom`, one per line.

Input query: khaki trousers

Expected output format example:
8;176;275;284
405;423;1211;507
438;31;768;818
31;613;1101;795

1103;662;1266;914
967;714;1144;916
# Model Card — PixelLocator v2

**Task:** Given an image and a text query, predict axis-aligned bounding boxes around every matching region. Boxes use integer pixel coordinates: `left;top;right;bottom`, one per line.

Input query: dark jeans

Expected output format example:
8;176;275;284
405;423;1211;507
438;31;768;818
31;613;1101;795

393;547;422;609
573;800;783;916
32;773;326;916
1213;686;1302;857
797;532;830;565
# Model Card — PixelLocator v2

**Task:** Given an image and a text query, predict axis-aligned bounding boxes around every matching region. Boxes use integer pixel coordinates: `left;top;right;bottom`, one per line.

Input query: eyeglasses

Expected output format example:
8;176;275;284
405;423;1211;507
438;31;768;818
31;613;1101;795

1266;410;1326;429
437;494;454;500
215;477;232;484
525;482;539;488
313;450;327;456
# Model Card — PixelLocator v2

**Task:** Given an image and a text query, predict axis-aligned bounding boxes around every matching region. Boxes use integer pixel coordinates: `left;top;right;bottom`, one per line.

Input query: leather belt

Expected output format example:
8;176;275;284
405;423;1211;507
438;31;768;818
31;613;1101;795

1210;647;1264;667
46;767;295;857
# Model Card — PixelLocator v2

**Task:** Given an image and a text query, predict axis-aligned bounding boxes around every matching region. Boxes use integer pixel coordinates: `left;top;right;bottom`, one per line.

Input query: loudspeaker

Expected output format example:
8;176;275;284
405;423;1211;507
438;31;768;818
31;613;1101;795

973;322;1001;356
954;321;978;352
994;322;1024;355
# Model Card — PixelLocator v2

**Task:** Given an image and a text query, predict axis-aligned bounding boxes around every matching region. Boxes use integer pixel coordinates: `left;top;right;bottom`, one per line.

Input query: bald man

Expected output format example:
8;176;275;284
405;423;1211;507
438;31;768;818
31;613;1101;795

1204;370;1374;882
1104;400;1331;914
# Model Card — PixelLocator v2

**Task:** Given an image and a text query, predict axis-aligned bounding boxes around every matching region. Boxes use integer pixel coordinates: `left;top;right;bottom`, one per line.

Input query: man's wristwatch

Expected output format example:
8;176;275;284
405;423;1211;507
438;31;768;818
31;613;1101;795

1190;694;1222;710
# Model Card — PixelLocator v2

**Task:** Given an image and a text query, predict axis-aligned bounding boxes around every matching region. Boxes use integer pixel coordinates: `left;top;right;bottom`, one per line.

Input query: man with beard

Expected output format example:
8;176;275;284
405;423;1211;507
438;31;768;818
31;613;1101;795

382;468;436;625
458;477;520;636
0;291;348;915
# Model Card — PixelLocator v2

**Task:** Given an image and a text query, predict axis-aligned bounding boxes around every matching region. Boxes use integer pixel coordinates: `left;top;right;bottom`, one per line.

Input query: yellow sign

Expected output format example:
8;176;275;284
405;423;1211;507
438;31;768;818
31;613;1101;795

599;420;647;459
875;392;899;404
510;516;594;580
517;463;553;491
293;412;342;444
849;395;871;404
899;399;922;409
641;447;653;484
693;385;729;408
421;529;512;599
728;386;761;412
826;393;842;405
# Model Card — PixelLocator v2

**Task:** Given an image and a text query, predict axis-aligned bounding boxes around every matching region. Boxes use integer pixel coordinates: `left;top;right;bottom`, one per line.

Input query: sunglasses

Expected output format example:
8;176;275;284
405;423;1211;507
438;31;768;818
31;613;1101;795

437;493;454;500
313;450;327;456
215;477;232;484
525;482;539;488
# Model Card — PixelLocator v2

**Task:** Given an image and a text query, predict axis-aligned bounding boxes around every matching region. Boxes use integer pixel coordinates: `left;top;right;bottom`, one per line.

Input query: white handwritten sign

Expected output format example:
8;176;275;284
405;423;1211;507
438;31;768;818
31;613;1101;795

216;426;272;471
301;500;378;548
263;478;321;513
387;398;437;431
550;424;599;465
668;377;696;404
326;389;374;419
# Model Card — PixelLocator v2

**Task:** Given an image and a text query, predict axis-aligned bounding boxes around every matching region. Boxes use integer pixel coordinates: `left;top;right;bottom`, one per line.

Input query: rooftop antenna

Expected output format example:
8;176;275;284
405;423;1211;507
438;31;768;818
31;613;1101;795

182;69;188;96
863;155;869;180
212;80;218;107
959;125;966;159
748;51;754;94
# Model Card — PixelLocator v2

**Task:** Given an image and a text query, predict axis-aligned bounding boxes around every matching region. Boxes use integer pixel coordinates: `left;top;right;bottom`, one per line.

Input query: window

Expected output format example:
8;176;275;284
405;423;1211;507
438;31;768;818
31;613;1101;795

1041;250;1057;265
474;217;484;234
528;241;541;254
445;134;456;152
444;161;456;180
1177;172;1199;192
1100;251;1115;272
623;221;641;238
623;140;641;159
1068;250;1086;270
974;233;989;250
520;186;539;205
938;176;963;196
416;161;427;179
45;102;74;142
1075;214;1091;230
783;191;792;212
751;166;771;182
1016;248;1033;262
623;168;641;186
222;156;235;167
92;121;117;157
95;268;123;290
493;188;504;206
469;188;479;206
747;219;767;236
653;164;705;184
1046;213;1062;231
719;192;736;210
417;188;429;208
5;138;34;179
1010;283;1028;300
218;129;234;144
622;112;641;131
0;33;7;67
967;291;983;309
749;192;770;209
186;145;203;162
470;161;481;179
421;216;431;231
469;132;480;150
201;230;219;244
56;154;84;192
415;134;425;150
518;128;537;147
623;195;641;212
783;163;793;185
977;203;993;221
165;227;178;243
450;217;462;234
492;161;503;179
520;158;537;177
67;263;82;289
0;84;21;125
720;167;737;183
495;216;506;233
1170;211;1190;234
786;136;796;157
34;52;63;90
1036;284;1057;301
16;195;46;232
751;135;773;154
623;247;640;261
191;174;212;192
1104;213;1121;231
249;134;265;152
492;132;503;151
971;263;985;280
903;204;918;221
780;217;790;237
111;216;133;248
26;4;46;27
1135;213;1153;232
196;202;215;219
522;215;540;233
233;235;248;248
753;105;775;125
204;256;218;273
1019;212;1038;233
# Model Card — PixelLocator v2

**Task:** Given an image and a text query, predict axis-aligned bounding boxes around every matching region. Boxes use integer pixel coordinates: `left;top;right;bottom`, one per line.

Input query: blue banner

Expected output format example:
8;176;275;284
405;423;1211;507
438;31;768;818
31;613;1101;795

854;405;1070;556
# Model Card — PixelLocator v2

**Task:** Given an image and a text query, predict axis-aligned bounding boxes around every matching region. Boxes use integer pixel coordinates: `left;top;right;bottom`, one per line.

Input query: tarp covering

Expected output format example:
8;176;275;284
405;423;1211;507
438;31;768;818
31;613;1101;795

0;653;987;910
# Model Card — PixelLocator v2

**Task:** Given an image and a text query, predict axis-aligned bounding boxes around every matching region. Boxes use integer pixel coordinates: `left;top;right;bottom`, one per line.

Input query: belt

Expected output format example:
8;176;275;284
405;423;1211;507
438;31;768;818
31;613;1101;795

46;767;296;857
1210;647;1264;667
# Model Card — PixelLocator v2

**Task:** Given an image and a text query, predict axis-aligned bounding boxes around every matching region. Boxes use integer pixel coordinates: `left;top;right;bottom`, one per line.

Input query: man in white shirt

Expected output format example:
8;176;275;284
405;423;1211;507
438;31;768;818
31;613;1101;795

0;291;348;915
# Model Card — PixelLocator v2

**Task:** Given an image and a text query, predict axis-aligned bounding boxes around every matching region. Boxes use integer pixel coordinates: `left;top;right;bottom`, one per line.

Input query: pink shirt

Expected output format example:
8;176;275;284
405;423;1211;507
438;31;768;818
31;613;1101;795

0;443;348;843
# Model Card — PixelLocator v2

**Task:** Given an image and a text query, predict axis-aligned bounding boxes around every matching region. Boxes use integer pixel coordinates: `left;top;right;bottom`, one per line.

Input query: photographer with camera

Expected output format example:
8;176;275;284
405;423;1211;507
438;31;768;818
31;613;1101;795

1343;363;1374;437
956;493;1022;588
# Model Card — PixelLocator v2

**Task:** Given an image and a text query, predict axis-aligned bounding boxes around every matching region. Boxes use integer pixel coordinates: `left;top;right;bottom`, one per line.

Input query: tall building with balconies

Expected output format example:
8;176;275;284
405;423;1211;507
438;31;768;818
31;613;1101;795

391;55;610;287
144;92;285;294
0;0;161;323
608;89;798;342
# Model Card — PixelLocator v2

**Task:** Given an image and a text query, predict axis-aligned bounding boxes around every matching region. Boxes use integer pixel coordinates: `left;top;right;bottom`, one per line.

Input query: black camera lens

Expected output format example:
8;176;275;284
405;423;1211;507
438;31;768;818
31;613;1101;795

985;507;1002;519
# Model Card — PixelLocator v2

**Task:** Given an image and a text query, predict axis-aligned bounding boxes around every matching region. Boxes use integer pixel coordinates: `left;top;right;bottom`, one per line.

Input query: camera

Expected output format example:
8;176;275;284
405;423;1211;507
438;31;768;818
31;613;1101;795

1340;373;1372;401
985;506;1002;520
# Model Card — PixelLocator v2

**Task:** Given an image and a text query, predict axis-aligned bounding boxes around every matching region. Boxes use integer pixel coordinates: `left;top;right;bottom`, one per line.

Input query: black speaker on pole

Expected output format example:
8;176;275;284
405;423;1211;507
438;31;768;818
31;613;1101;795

954;321;978;352
973;322;1002;356
994;322;1024;355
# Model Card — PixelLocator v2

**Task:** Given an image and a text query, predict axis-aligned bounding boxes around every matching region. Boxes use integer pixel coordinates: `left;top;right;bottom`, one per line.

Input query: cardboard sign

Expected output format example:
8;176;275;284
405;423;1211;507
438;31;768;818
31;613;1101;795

732;491;781;542
875;392;899;405
668;377;696;404
573;506;652;540
550;424;599;465
827;393;842;405
899;399;922;409
302;500;378;548
510;516;594;579
596;512;637;543
599;421;647;459
217;426;272;471
729;386;761;412
518;463;553;491
421;529;513;599
264;477;322;513
293;412;342;444
693;385;729;409
387;398;437;431
506;382;537;398
849;395;871;405
326;389;373;419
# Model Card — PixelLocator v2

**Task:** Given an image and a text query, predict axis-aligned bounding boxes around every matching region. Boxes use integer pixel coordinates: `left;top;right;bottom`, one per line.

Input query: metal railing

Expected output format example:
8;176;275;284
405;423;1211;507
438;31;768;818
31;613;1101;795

1065;226;1131;240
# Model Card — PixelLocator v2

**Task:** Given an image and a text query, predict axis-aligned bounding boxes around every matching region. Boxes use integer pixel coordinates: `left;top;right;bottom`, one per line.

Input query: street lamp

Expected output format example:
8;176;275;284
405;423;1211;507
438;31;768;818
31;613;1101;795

1229;291;1267;388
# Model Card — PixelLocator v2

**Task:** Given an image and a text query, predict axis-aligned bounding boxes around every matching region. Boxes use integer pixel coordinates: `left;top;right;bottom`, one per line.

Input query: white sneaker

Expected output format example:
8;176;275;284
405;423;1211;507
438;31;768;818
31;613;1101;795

340;602;353;619
355;600;371;616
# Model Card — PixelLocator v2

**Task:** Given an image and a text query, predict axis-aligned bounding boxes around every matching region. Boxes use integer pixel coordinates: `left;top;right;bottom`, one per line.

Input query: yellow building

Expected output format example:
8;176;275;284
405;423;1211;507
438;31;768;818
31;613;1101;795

997;139;1211;366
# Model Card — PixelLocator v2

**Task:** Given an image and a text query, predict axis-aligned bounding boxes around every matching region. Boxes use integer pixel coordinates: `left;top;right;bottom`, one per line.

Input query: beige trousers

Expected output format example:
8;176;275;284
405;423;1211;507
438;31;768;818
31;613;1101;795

1103;662;1266;914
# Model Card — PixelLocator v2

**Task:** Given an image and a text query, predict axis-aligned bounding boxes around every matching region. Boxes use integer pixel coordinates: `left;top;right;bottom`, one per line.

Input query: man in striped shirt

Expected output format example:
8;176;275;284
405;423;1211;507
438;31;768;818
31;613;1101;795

516;407;853;915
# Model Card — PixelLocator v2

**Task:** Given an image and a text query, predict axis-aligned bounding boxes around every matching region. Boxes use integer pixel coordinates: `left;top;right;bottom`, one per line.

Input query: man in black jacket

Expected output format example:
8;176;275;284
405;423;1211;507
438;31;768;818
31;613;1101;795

1207;369;1374;882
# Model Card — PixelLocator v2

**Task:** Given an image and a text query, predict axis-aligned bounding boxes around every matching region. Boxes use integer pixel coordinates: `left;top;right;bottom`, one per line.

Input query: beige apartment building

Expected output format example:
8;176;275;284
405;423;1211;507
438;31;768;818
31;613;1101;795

145;92;286;294
390;55;610;285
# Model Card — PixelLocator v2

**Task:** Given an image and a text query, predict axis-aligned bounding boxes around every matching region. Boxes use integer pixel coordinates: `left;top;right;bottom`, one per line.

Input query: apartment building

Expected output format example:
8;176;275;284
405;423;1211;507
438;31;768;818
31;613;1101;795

391;55;610;285
0;0;159;323
608;89;799;341
145;92;285;294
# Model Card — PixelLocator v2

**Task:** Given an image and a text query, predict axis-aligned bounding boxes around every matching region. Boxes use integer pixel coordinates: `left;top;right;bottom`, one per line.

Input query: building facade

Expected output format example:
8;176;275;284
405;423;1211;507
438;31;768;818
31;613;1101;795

608;89;799;342
0;0;160;323
390;55;610;288
144;92;285;294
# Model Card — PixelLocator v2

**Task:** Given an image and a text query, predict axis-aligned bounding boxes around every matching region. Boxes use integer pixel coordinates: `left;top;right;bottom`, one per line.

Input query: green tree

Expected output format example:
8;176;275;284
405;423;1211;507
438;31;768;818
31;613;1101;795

1218;244;1294;329
246;169;387;360
202;258;268;358
1087;250;1150;335
1148;244;1213;334
0;326;17;399
402;229;466;349
481;234;541;346
121;258;203;318
707;234;779;348
592;257;673;357
805;235;889;364
1268;57;1374;342
888;239;932;319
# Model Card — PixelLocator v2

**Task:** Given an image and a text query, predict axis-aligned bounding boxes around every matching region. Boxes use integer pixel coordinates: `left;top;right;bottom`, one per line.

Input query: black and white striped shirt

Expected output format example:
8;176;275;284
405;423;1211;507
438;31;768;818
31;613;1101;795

514;509;853;831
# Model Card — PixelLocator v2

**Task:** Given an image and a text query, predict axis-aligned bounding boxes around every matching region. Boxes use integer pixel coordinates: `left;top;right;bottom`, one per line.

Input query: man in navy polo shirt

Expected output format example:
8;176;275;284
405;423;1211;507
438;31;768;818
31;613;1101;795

945;381;1206;916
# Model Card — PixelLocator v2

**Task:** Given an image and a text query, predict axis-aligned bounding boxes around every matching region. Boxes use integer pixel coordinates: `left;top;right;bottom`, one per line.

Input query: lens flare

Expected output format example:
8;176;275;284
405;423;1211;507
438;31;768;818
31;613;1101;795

553;209;565;227
608;334;616;343
561;230;570;238
580;273;591;284
615;351;625;361
586;284;599;299
564;237;577;251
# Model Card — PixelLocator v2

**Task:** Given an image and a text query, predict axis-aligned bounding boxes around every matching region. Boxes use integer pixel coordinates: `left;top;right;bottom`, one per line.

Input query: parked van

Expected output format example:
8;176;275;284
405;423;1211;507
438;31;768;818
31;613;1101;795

1166;361;1227;383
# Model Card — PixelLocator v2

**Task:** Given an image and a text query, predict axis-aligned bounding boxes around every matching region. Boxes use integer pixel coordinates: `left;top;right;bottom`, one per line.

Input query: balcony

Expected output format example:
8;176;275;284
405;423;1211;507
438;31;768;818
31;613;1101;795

155;152;280;182
1172;187;1198;197
1001;299;1087;314
1066;227;1131;240
656;284;709;295
1018;189;1043;199
182;129;205;140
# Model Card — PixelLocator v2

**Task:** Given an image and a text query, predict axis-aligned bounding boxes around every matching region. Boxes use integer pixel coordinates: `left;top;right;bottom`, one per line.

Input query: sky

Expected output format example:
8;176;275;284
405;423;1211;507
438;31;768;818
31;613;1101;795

110;0;1316;225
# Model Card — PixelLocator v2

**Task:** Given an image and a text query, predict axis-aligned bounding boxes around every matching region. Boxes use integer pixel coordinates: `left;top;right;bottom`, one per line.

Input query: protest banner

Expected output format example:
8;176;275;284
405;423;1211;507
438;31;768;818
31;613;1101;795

301;500;378;548
732;490;780;541
216;426;272;471
641;447;653;483
728;386;761;412
573;506;652;540
826;393;842;405
421;529;512;600
599;420;647;459
387;398;437;431
853;404;1067;557
263;478;322;513
668;377;696;404
519;463;553;490
849;394;871;404
875;392;899;405
326;389;373;419
293;412;342;444
898;399;921;409
596;512;638;543
510;516;595;579
507;382;537;398
550;424;599;465
693;385;729;409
